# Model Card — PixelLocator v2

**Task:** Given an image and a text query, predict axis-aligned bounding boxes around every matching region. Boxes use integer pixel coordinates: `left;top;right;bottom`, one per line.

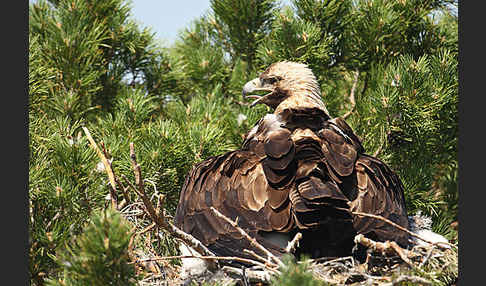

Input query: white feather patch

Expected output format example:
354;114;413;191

408;212;450;249
179;243;208;279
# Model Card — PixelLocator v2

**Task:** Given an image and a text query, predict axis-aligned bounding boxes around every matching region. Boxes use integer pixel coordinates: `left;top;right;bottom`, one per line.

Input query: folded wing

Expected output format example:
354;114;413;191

174;115;409;260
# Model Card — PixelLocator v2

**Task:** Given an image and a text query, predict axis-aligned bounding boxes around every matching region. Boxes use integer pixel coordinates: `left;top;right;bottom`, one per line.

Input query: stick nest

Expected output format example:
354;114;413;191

85;134;458;286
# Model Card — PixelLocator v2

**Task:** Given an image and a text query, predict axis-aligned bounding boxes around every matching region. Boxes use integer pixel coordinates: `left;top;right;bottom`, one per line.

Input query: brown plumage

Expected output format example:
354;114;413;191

174;62;409;261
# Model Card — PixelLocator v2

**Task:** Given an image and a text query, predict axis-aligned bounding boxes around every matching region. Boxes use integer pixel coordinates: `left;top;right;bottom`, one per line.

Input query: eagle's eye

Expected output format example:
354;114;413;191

262;76;281;85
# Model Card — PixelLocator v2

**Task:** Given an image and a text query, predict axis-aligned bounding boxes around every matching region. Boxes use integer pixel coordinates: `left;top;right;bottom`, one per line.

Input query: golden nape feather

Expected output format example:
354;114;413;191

174;61;409;262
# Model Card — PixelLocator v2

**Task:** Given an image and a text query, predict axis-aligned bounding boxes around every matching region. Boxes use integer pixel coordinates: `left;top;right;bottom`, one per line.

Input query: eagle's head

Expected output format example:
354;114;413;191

242;61;329;115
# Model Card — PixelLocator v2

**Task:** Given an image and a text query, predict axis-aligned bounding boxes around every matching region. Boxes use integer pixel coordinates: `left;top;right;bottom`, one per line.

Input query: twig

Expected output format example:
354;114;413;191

209;207;284;267
222;265;274;283
419;245;437;268
354;234;415;269
127;142;218;269
155;194;165;218
349;210;456;249
144;179;159;201
82;127;118;209
342;70;360;120
136;255;278;274
285;232;303;253
101;140;131;205
309;256;355;267
121;174;144;198
243;249;278;268
242;267;250;286
382;274;432;286
137;222;156;235
373;143;383;157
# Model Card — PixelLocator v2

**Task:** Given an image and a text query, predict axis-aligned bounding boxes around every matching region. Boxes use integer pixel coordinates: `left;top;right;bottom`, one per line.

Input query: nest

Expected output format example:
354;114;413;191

307;244;458;286
121;195;458;286
86;135;458;286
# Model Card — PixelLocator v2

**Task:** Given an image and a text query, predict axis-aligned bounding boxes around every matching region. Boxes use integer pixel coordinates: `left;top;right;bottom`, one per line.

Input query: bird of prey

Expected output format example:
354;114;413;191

174;61;409;261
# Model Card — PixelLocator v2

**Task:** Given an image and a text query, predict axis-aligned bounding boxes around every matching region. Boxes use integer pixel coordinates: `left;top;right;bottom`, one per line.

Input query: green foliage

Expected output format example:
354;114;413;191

29;0;458;284
29;114;105;284
349;49;458;229
45;208;137;286
345;0;452;71
29;0;175;118
211;0;278;70
257;6;334;71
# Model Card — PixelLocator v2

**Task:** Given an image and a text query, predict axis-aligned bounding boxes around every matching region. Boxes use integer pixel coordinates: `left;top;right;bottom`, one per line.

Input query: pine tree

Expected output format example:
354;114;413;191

29;0;458;284
45;208;137;286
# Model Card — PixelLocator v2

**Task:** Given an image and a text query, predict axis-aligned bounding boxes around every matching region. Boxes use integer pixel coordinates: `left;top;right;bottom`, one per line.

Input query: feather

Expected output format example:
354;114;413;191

175;61;410;262
264;129;293;158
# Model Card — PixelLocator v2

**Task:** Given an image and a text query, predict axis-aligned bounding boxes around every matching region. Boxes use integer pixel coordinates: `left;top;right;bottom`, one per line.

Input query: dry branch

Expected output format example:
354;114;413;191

82;126;118;209
419;245;437;268
349;210;456;249
382;275;432;286
136;255;279;275
309;256;355;266
126;143;218;269
243;249;278;268
373;142;384;158
222;265;274;283
285;232;302;253
354;234;414;268
101;140;131;206
209;206;284;268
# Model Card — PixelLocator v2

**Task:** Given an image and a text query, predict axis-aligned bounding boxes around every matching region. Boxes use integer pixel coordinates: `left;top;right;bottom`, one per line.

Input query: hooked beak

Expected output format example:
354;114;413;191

242;78;273;108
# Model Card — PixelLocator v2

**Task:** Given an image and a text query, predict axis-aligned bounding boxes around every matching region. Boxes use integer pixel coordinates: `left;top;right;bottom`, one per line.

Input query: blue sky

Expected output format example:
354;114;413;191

28;0;293;45
129;0;212;45
129;0;292;45
30;0;455;45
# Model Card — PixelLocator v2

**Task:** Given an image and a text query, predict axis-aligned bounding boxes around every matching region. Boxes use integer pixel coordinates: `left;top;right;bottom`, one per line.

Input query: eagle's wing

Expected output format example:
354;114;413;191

174;115;297;259
175;116;295;256
174;113;409;259
328;117;409;247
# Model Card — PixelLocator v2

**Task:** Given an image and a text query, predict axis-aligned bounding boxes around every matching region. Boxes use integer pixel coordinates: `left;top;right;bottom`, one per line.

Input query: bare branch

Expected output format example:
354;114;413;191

135;255;279;274
210;206;284;267
137;222;156;235
100;140;132;205
83;127;118;209
243;249;278;268
350;210;456;249
285;232;302;253
354;234;415;269
373;143;383;157
222;266;274;283
127;143;218;269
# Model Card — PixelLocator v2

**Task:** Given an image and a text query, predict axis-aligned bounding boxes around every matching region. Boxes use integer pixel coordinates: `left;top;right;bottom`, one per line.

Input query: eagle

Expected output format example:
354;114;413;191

174;61;409;262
